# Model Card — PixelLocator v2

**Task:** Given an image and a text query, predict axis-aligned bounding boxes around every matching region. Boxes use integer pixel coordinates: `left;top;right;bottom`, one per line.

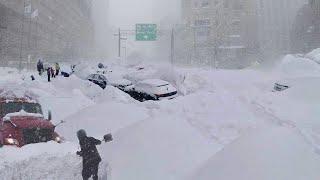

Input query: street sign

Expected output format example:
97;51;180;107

136;24;157;41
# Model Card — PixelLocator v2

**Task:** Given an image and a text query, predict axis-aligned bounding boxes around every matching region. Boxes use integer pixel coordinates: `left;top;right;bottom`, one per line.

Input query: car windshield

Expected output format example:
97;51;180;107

1;102;43;117
157;84;169;87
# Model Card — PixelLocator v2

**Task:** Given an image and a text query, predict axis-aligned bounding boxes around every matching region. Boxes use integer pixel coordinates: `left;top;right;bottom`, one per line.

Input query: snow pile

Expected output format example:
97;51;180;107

188;127;320;180
56;101;148;141
0;67;19;76
102;116;222;180
1;63;320;180
306;48;320;64
0;142;109;180
275;54;320;77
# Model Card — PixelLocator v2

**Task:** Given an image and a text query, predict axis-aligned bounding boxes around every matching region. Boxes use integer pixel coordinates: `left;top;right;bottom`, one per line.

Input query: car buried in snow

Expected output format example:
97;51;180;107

124;79;178;102
0;96;62;147
273;77;320;92
110;79;133;91
87;73;108;89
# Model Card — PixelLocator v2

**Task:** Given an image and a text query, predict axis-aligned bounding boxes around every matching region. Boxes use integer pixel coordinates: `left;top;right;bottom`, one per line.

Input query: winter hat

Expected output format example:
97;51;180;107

77;129;87;140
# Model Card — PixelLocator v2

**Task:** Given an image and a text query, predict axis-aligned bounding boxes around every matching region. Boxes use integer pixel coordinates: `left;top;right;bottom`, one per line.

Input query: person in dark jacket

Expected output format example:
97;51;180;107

37;60;44;75
47;67;51;82
77;129;102;180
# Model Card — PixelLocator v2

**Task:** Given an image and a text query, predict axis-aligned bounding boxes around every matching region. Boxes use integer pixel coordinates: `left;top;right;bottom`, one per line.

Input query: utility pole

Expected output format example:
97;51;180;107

118;28;121;57
114;28;127;59
170;28;175;66
19;1;27;72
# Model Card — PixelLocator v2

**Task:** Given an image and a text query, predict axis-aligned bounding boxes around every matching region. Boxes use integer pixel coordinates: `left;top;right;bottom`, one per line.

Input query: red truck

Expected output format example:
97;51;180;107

0;96;61;147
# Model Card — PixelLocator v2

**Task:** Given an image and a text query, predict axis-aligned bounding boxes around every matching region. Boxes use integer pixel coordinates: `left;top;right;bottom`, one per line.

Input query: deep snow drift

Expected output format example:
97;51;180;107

0;52;320;180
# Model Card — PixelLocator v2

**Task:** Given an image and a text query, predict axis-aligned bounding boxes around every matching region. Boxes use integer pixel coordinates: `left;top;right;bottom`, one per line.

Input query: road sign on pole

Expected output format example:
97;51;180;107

136;24;157;41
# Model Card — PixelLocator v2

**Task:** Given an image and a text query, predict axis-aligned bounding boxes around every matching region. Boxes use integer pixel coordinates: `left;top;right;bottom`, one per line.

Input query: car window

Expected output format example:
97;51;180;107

93;74;99;80
99;75;106;81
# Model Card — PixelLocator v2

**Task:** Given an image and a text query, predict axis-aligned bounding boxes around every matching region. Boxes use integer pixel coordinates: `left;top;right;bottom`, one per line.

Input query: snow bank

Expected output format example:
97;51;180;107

57;101;149;141
275;54;320;77
102;116;222;180
188;127;320;180
306;48;320;64
0;142;109;180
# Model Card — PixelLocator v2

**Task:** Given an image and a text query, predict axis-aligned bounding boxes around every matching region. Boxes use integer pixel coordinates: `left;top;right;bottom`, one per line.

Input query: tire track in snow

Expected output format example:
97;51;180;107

251;101;320;156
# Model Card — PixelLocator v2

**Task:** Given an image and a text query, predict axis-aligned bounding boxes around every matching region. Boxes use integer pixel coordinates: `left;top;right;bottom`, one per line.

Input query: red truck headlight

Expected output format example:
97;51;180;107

5;138;19;146
54;136;62;143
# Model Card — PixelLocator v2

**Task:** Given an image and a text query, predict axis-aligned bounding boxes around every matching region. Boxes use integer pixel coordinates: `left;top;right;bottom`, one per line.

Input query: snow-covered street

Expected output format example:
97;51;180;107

1;53;320;180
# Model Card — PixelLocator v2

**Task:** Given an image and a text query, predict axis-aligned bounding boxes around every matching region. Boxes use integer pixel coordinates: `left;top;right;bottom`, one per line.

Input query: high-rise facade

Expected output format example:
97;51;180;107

181;0;253;68
291;0;320;53
256;0;307;56
0;0;94;67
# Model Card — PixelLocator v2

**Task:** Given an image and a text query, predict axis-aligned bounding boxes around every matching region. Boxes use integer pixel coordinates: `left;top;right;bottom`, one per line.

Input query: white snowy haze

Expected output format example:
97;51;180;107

92;0;181;59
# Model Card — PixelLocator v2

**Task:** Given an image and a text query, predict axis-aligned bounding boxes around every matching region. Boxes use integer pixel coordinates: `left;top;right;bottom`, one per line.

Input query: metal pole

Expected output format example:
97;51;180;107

170;28;174;66
118;28;121;58
19;1;26;72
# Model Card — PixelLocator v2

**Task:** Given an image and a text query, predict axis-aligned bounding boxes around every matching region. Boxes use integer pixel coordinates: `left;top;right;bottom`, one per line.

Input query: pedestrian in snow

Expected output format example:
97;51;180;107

76;129;102;180
37;59;44;75
50;67;55;78
47;67;51;82
55;62;60;76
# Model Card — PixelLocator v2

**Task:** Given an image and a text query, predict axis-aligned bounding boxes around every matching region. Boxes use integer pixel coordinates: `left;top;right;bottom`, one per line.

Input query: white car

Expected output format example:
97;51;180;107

125;79;178;102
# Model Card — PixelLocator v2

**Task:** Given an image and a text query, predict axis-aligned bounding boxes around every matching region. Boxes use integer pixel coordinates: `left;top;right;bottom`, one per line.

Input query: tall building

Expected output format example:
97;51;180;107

256;0;307;56
0;0;94;67
181;0;251;68
291;0;320;53
310;0;320;16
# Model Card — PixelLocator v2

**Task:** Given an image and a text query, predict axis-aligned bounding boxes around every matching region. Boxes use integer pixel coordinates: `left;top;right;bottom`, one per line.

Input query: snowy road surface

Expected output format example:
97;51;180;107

0;54;320;180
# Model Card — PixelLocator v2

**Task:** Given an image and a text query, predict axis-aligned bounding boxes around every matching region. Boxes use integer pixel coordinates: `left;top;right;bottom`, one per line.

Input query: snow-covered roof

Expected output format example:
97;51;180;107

139;79;170;87
4;110;44;120
110;79;132;86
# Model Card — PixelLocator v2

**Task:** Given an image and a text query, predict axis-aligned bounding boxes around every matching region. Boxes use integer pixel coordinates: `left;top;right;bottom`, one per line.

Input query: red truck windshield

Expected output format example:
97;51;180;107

1;102;43;117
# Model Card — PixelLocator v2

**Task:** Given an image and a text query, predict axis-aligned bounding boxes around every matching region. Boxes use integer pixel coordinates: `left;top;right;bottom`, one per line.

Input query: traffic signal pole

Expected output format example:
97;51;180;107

118;28;121;58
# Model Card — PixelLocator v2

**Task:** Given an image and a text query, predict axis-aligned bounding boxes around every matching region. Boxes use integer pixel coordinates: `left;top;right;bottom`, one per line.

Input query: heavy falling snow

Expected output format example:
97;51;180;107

0;50;320;180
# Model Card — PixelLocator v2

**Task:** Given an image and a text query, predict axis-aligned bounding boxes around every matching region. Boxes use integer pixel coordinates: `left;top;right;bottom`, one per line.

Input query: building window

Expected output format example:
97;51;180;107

194;19;211;27
193;0;210;8
196;27;211;43
201;1;209;8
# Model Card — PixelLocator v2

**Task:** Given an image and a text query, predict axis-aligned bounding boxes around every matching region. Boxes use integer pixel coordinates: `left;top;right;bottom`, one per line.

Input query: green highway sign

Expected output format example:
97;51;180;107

136;24;157;41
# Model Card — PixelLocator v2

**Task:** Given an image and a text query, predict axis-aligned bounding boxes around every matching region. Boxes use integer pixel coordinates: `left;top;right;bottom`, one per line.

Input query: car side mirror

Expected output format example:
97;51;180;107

48;110;52;121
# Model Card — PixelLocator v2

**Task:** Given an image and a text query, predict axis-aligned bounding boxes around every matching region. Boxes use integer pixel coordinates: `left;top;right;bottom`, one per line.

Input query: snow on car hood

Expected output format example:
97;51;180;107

3;110;53;129
140;79;170;87
4;110;44;120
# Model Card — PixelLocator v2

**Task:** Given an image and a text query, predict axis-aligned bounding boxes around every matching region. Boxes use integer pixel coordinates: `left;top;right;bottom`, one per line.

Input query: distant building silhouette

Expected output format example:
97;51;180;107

291;0;320;53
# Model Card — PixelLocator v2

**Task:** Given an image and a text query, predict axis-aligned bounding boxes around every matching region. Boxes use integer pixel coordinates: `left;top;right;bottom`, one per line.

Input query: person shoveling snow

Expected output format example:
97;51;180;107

76;129;113;180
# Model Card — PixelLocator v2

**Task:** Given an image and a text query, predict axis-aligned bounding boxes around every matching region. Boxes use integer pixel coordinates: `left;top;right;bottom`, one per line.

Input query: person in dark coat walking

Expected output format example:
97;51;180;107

77;129;102;180
37;60;44;75
47;68;51;82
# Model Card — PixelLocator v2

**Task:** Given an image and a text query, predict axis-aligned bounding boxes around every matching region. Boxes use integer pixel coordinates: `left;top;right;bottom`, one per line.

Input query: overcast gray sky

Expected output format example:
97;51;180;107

109;0;180;28
92;0;181;58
